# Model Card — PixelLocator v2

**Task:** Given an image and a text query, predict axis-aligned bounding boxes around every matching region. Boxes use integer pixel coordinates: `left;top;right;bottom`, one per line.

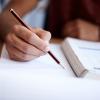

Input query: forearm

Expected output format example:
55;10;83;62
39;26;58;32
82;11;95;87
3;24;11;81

0;0;37;41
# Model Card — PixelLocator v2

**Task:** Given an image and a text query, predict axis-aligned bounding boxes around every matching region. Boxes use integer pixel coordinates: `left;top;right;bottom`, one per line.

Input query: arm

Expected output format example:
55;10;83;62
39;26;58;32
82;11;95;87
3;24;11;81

1;0;51;61
0;0;38;41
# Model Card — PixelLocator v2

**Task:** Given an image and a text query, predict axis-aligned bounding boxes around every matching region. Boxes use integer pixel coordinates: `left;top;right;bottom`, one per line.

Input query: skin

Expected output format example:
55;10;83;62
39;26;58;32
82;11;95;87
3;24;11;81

0;0;51;61
6;25;51;61
1;0;98;61
0;0;38;40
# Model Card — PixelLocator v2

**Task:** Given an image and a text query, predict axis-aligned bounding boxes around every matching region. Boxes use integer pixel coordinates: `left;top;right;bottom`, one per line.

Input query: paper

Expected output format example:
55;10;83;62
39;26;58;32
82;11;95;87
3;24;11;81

0;73;100;100
0;44;100;100
0;44;74;77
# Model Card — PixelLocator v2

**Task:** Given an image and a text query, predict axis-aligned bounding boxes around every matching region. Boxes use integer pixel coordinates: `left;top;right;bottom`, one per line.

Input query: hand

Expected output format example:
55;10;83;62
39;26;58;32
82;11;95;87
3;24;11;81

5;25;51;61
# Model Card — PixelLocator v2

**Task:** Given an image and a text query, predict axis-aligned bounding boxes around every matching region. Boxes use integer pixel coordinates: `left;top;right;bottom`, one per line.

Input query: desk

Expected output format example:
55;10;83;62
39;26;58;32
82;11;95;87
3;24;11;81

0;39;100;100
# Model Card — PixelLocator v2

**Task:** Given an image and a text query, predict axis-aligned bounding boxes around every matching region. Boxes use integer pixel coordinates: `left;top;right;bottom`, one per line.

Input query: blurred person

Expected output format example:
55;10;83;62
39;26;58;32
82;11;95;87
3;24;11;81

46;0;100;41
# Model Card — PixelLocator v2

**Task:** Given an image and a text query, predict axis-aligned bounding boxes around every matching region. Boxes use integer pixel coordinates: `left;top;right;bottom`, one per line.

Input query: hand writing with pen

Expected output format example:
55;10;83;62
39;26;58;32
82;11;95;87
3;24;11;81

6;25;51;61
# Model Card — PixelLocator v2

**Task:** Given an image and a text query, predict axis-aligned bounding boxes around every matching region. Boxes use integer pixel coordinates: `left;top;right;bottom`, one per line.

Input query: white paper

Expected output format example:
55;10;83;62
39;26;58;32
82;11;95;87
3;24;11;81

67;38;100;74
0;44;100;100
0;44;74;77
0;73;100;100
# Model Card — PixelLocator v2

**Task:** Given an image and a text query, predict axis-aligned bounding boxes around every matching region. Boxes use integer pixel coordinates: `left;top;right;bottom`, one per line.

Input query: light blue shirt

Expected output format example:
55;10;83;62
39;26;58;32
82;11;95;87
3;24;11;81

0;0;10;12
23;0;49;28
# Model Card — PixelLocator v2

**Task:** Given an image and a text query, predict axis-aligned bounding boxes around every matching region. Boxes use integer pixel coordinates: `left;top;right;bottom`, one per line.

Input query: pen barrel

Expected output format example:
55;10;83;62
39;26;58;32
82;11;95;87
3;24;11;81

10;9;31;30
48;51;60;64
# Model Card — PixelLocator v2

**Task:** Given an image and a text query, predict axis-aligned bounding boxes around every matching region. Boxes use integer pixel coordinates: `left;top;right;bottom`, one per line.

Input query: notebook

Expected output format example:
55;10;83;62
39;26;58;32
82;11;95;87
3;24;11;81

61;37;100;79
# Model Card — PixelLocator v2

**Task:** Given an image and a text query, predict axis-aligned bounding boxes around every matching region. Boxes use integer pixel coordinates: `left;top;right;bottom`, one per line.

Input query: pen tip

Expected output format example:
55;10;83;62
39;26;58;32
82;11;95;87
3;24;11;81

60;63;65;69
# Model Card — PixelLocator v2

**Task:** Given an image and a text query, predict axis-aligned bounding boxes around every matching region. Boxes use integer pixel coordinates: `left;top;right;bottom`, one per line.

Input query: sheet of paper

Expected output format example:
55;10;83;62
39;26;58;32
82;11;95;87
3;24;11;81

67;38;100;74
0;44;74;77
1;44;100;100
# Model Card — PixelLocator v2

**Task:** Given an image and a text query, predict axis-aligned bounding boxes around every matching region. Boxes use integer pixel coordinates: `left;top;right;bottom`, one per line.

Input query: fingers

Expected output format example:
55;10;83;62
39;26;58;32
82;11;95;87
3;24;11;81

6;44;37;61
12;25;50;52
5;25;51;61
31;28;51;41
6;33;44;56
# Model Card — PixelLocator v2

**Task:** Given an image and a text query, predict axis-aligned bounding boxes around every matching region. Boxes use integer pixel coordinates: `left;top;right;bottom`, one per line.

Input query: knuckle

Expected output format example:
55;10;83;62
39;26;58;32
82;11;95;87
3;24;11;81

24;46;30;53
43;31;51;41
40;41;48;51
27;32;34;42
41;43;46;49
6;33;13;43
12;25;19;33
46;31;51;36
46;31;51;39
10;34;18;46
27;34;32;41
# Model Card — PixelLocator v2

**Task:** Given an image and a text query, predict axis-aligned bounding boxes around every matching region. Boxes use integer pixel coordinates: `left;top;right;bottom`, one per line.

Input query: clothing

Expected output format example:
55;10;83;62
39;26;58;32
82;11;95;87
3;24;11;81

23;0;49;28
0;0;10;12
46;0;100;38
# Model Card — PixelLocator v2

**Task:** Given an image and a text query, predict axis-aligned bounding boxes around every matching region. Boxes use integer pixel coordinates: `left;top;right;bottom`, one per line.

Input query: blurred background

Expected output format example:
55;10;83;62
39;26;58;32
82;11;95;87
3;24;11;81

0;0;100;40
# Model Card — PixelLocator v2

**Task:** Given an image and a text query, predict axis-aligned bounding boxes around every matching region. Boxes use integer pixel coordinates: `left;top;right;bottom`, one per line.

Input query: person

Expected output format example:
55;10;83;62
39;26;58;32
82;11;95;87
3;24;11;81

0;0;51;61
46;0;100;40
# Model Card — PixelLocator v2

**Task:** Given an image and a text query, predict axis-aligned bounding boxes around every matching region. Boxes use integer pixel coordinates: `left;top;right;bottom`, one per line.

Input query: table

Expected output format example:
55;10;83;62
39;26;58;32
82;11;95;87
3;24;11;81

0;38;100;100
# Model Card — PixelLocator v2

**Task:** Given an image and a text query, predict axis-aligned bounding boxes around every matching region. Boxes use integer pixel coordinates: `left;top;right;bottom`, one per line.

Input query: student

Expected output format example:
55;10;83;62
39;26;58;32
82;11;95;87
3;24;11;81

0;0;51;61
46;0;100;40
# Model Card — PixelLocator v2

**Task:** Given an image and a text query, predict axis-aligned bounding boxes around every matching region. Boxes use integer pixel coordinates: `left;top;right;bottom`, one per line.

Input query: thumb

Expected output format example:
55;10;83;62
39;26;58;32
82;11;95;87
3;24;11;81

31;28;51;41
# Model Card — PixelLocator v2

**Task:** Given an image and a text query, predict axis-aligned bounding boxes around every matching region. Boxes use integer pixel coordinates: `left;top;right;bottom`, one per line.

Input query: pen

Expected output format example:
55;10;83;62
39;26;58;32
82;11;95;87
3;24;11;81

9;8;65;69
